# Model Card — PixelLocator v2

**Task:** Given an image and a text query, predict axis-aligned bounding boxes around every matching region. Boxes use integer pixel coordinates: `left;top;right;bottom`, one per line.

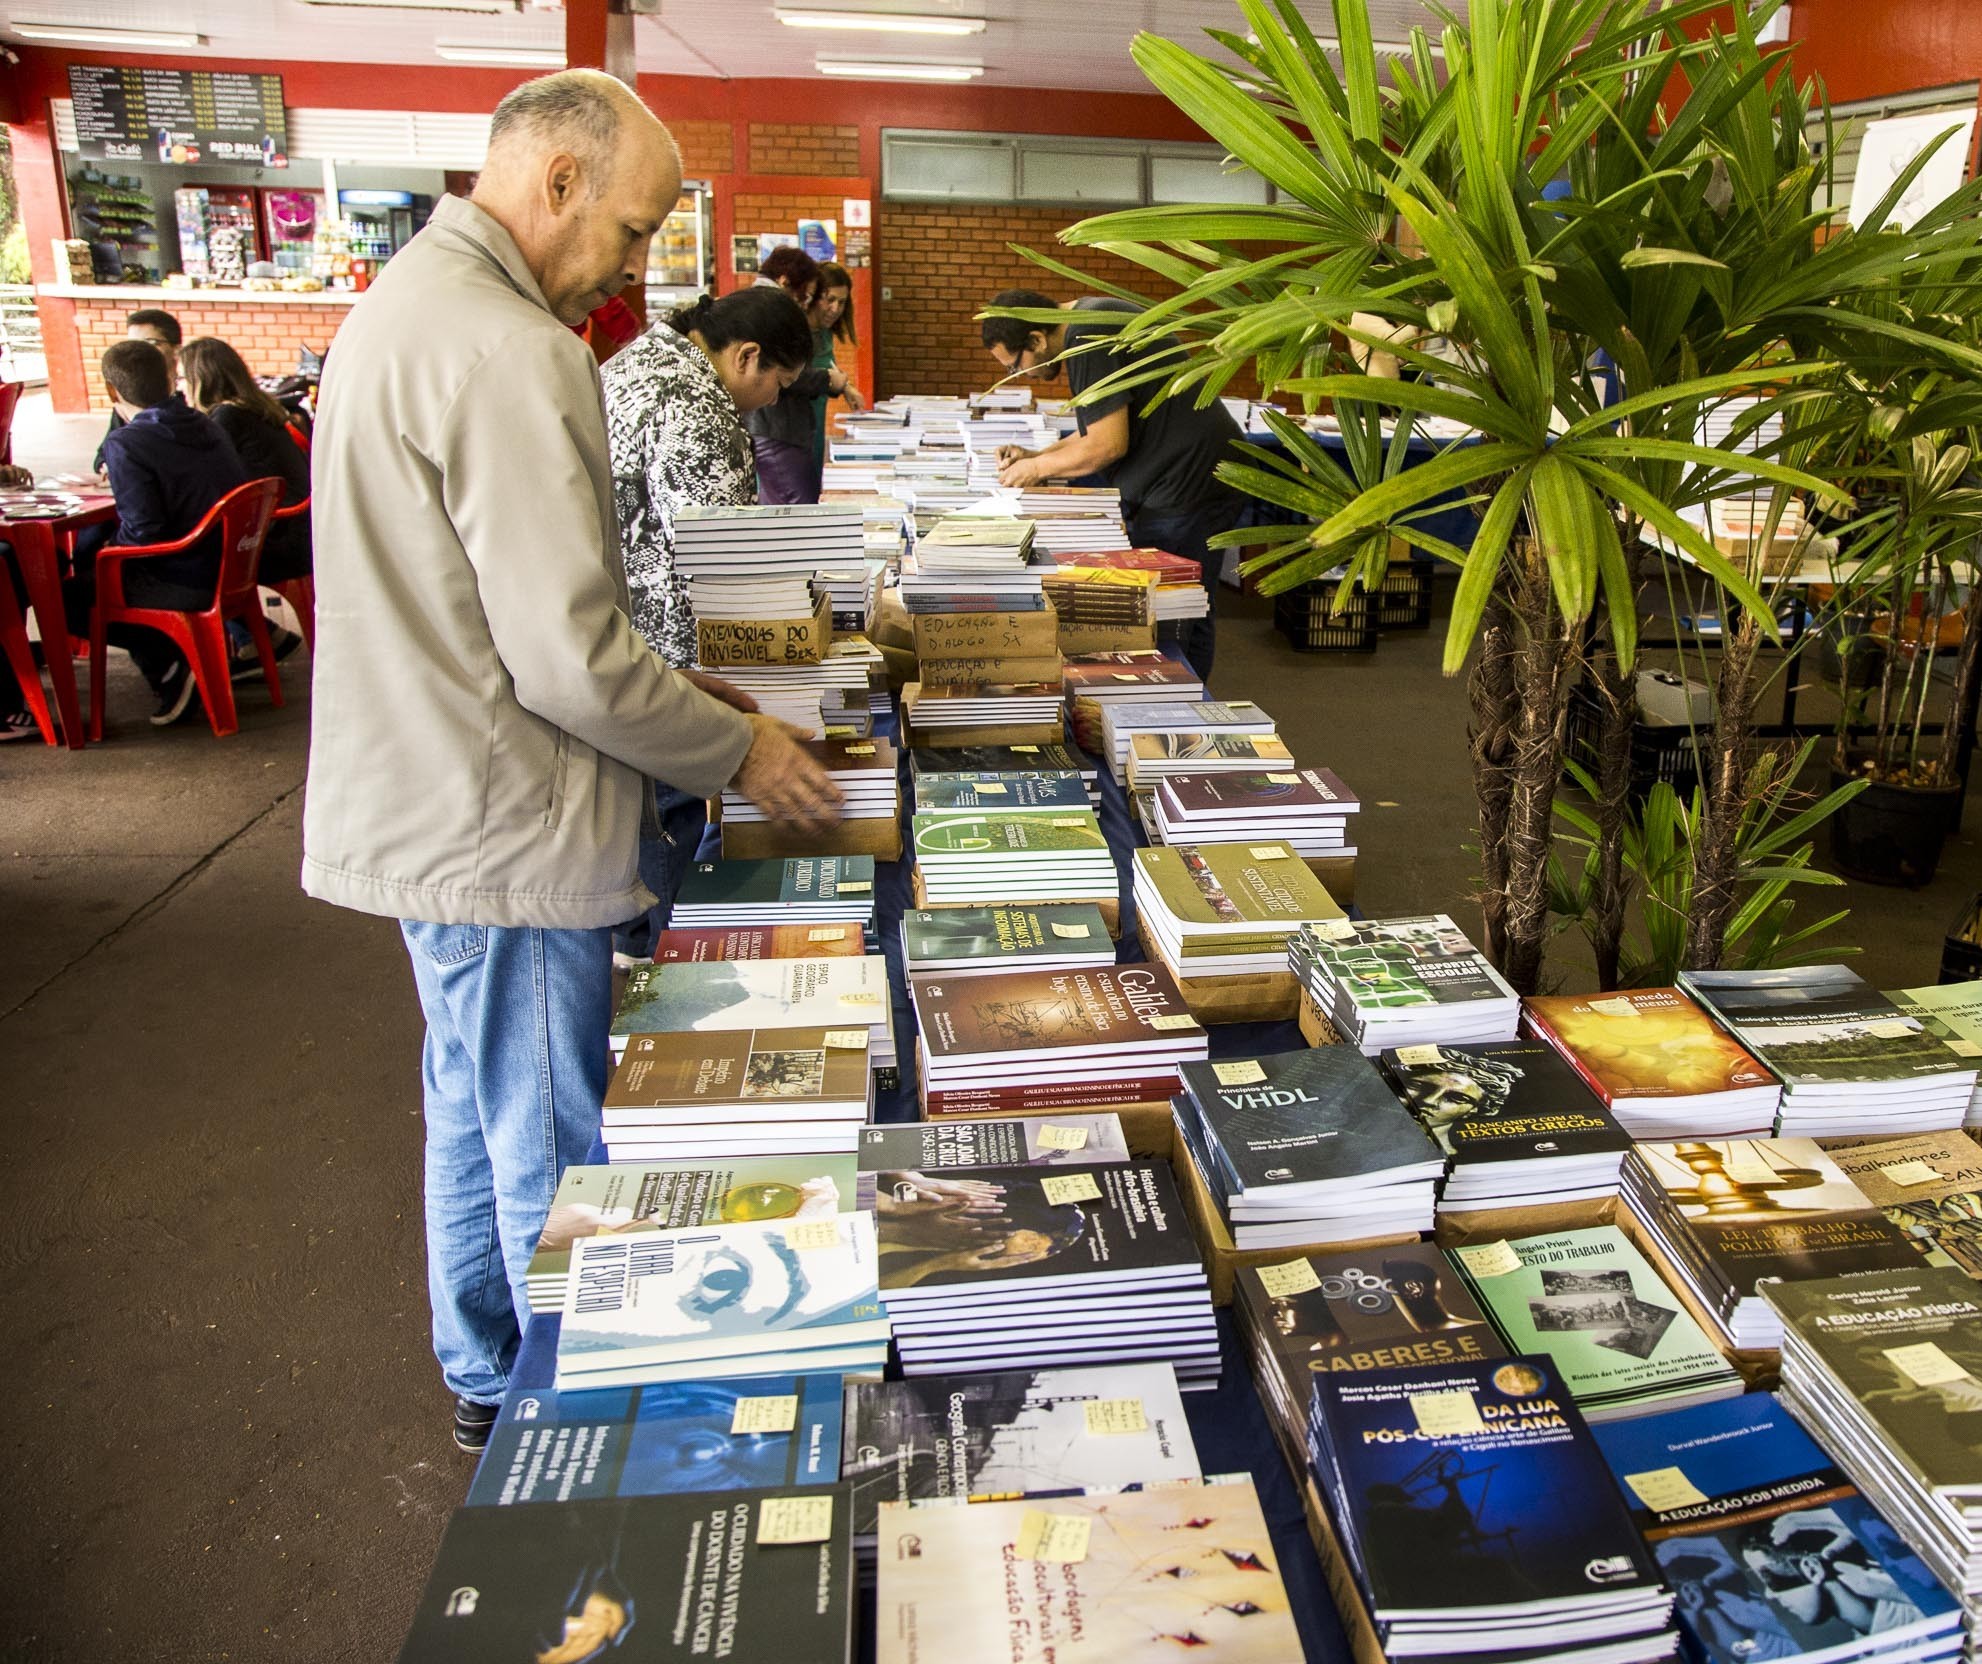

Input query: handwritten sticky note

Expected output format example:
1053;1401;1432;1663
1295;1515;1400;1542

732;1396;799;1435
1310;919;1355;941
1588;996;1639;1017
1011;745;1040;753
823;1028;869;1050
757;1494;834;1545
1112;673;1141;682
1266;773;1301;785
1392;1045;1444;1067
1014;1511;1091;1563
846;744;876;756
1880;1161;1945;1187
785;1220;843;1252
1213;1060;1268;1087
1624;1467;1709;1512
1049;921;1091;939
1410;1390;1486;1437
1867;1019;1917;1040
1041;1172;1103;1205
838;880;873;894
808;926;849;942
1050;817;1089;828
1885;1341;1971;1388
1256;1259;1322;1298
1036;1123;1089;1152
823;726;855;738
1149;1012;1199;1032
1948;1038;1982;1059
1455;1240;1523;1279
1083;1398;1148;1436
1249;846;1290;861
839;991;883;1007
975;781;1010;794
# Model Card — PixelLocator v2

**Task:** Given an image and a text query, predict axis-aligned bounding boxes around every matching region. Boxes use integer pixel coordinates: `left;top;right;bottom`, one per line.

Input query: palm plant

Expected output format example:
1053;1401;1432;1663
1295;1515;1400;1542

989;0;1982;992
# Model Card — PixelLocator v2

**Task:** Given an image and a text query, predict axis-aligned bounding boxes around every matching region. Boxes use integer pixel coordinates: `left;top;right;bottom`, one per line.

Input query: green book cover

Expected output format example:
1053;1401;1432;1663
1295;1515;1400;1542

1135;842;1343;929
902;905;1110;965
676;855;876;907
611;957;888;1041
912;811;1107;856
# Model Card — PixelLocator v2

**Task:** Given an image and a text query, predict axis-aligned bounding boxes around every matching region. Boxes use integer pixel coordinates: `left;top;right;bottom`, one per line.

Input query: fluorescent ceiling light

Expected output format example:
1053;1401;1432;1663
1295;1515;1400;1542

435;42;565;65
778;9;985;35
815;57;984;80
301;0;516;11
11;22;205;47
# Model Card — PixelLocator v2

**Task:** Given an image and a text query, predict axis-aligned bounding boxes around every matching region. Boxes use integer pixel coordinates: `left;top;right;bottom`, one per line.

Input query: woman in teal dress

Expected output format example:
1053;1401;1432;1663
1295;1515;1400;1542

807;261;860;468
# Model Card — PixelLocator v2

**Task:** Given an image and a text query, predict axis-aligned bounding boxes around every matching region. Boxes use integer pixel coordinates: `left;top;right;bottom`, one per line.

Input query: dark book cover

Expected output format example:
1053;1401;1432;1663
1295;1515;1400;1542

856;1115;1131;1174
911;811;1106;856
1592;1392;1958;1664
915;963;1202;1062
913;774;1090;812
1380;1041;1631;1165
394;1489;853;1662
1314;1355;1662;1619
468;1317;844;1505
908;744;1094;779
675;856;876;909
901;905;1109;966
1821;1131;1982;1278
1179;1049;1439;1192
602;1028;869;1111
1060;652;1199;692
1683;970;1975;1086
1162;768;1359;816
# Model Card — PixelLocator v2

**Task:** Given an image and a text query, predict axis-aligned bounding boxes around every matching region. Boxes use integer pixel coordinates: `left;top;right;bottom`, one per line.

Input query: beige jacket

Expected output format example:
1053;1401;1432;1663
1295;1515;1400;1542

301;195;754;927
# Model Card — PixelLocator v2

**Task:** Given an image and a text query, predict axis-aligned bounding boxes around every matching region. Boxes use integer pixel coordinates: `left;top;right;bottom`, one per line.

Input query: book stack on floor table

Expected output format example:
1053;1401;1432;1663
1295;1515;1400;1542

1135;841;1344;988
1818;1129;1982;1275
913;803;1114;906
852;1111;1133;1208
909;742;1099;806
1153;766;1361;862
711;635;889;736
1056;547;1209;620
1060;649;1202;753
719;735;902;861
1040;564;1159;655
901;902;1115;977
1289;913;1520;1053
1102;697;1278;785
1888;978;1982;1126
669;854;878;937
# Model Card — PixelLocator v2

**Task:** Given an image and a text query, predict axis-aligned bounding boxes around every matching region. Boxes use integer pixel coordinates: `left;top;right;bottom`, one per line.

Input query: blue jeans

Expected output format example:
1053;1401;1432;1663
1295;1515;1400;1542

1126;497;1244;685
400;920;612;1404
612;782;709;959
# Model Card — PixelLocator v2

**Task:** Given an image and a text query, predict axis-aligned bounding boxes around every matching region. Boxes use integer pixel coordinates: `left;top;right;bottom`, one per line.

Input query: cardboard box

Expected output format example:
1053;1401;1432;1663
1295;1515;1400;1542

1136;918;1299;1025
1296;986;1344;1047
1297;1472;1390;1664
695;593;831;667
1057;621;1158;657
916;653;1066;686
911;607;1060;660
909;865;1122;938
1307;854;1355;905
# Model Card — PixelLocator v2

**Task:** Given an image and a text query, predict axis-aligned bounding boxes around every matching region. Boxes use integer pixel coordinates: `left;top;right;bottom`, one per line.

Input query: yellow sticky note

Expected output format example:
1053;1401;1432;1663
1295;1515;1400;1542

1148;1012;1199;1032
1050;817;1089;828
1867;1019;1917;1040
1083;1398;1148;1436
1014;1511;1091;1563
823;1028;869;1050
975;781;1010;794
731;1396;799;1435
1392;1044;1444;1067
808;926;849;942
838;880;874;894
1049;921;1091;939
1213;1060;1268;1087
1011;745;1040;753
846;744;876;756
839;991;883;1007
1885;1341;1971;1388
823;726;855;738
757;1494;834;1545
1588;996;1639;1017
1410;1390;1486;1437
785;1219;843;1252
1880;1160;1946;1188
1311;919;1355;941
1266;773;1301;785
1041;1172;1103;1205
1112;673;1141;682
1256;1259;1322;1298
1249;846;1290;861
1948;1038;1982;1059
1036;1123;1089;1151
1455;1240;1523;1279
1624;1467;1709;1512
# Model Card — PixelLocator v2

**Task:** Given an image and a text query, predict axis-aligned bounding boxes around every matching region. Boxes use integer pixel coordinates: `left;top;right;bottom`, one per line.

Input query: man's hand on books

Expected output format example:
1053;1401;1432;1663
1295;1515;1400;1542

997;450;1049;489
680;667;759;713
734;714;844;833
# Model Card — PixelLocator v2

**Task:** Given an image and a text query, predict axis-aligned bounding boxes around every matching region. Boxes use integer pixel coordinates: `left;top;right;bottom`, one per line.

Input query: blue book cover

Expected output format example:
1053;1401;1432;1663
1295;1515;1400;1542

1592;1392;1959;1664
468;1315;844;1504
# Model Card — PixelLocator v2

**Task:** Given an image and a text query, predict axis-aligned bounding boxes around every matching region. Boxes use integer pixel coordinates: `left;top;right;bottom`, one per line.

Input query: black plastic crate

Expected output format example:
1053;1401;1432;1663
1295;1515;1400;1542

1274;583;1379;652
1563;683;1709;802
1372;564;1433;629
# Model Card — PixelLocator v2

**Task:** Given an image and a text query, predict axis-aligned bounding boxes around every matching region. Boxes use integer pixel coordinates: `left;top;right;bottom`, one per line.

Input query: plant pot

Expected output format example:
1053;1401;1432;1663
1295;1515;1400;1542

1829;767;1962;887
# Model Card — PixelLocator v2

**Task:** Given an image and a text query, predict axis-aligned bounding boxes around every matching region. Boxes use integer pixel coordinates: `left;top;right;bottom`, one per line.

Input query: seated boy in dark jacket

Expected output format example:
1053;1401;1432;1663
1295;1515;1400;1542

68;338;250;725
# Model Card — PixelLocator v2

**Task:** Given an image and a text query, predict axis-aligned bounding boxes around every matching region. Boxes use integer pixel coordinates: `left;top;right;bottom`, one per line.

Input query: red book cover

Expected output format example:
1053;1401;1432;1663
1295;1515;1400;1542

916;964;1203;1062
1161;767;1359;817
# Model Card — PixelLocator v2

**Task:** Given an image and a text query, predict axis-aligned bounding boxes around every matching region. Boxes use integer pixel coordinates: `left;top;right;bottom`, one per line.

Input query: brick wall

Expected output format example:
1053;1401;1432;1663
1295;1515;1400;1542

671;118;735;178
71;297;352;412
747;123;860;176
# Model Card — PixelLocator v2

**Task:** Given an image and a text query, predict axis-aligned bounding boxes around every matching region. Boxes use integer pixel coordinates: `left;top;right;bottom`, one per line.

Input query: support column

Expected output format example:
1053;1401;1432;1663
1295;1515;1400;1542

565;0;638;85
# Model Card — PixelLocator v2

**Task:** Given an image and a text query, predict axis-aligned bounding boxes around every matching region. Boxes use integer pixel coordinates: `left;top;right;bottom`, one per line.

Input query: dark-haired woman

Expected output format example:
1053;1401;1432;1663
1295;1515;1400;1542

600;285;815;956
807;261;858;474
179;336;311;586
745;248;861;503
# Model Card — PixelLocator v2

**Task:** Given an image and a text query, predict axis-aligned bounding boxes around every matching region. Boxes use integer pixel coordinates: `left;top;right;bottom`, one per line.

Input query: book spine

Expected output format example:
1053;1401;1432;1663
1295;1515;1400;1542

926;1076;1181;1113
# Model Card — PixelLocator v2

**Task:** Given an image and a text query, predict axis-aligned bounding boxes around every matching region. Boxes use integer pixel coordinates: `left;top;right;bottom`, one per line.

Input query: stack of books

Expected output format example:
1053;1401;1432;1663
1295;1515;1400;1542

910;743;1098;805
855;1112;1133;1205
900;903;1114;977
1308;1354;1678;1664
556;1211;889;1387
1622;1137;1918;1349
912;807;1116;905
610;956;897;1077
1101;698;1276;785
1060;650;1202;752
1040;564;1157;644
1819;1130;1982;1276
652;921;868;964
814;558;886;632
707;636;886;736
912;768;1088;815
900;680;1065;736
1451;1226;1745;1420
1152;767;1361;859
911;963;1208;1118
1174;1049;1443;1248
1379;1040;1633;1211
1887;979;1982;1125
1056;548;1208;618
1681;966;1980;1137
598;1026;874;1160
1595;1390;1965;1664
899;518;1046;613
1288;914;1520;1053
718;736;900;859
874;1160;1220;1383
674;502;859;615
909;602;1062;689
1767;1266;1982;1647
670;855;877;935
1134;841;1345;978
1125;729;1297;790
1526;987;1783;1138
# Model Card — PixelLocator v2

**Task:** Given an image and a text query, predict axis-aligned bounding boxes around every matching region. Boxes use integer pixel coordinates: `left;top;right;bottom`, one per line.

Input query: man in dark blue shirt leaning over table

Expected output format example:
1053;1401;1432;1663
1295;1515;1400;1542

982;289;1243;682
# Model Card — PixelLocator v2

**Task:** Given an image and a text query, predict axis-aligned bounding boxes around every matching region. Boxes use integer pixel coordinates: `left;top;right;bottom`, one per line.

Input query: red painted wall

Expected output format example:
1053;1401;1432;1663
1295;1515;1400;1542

1787;0;1982;104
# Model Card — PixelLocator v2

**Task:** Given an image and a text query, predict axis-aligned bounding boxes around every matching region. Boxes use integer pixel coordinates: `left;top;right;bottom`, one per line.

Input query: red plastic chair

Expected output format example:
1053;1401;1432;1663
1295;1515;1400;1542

0;570;57;744
268;496;314;650
88;477;284;740
0;380;24;467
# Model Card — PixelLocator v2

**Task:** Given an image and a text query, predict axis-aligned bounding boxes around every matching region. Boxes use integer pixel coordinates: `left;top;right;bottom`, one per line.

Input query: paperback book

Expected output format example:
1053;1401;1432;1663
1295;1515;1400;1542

610;958;892;1064
1818;1130;1982;1280
652;924;867;963
899;904;1112;976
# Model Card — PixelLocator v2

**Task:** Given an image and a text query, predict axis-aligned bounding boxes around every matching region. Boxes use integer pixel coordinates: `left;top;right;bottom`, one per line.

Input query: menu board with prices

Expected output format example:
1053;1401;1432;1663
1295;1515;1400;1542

68;66;287;168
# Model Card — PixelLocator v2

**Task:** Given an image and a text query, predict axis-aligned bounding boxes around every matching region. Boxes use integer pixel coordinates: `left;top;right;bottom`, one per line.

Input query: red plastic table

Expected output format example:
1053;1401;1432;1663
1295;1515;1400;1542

8;490;117;750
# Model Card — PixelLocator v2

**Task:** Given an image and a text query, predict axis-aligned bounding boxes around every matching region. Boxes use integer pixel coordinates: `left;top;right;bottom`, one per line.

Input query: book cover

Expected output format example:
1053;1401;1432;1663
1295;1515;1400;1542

1887;981;1982;1058
1458;1227;1736;1402
1380;1041;1631;1163
1294;915;1513;1011
603;1028;870;1111
1060;652;1198;692
913;774;1090;813
874;1163;1199;1293
909;744;1093;779
1526;988;1776;1100
1818;1131;1982;1279
1314;1355;1663;1618
1162;768;1359;816
1179;1049;1438;1193
901;905;1109;966
856;1115;1131;1175
916;965;1202;1062
675;855;876;909
1592;1393;1959;1664
395;1490;852;1663
1128;732;1295;765
912;811;1107;856
1683;970;1976;1086
1136;844;1343;931
558;1216;887;1375
653;925;867;963
1629;1140;1919;1291
612;959;889;1041
873;1476;1300;1664
843;1364;1201;1536
469;1317;844;1504
528;1159;857;1285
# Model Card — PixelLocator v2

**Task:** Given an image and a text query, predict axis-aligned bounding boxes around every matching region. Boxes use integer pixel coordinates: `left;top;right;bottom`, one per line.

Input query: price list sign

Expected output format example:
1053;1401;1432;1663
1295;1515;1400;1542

68;66;287;167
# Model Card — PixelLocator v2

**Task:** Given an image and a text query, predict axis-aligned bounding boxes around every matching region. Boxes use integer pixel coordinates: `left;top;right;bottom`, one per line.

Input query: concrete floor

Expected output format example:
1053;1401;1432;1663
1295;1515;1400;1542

4;386;1981;1655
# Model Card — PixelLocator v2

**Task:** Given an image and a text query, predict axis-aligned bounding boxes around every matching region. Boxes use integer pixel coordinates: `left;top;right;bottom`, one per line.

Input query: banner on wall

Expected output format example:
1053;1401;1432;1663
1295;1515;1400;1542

757;232;799;265
798;219;838;261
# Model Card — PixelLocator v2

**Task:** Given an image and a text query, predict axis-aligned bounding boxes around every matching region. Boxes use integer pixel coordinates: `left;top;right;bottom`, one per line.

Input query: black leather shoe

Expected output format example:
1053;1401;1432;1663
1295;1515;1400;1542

453;1396;499;1454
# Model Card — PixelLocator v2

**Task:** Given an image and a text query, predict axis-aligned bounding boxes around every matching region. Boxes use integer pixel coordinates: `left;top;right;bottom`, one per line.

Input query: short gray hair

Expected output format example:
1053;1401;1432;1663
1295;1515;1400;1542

487;70;626;192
